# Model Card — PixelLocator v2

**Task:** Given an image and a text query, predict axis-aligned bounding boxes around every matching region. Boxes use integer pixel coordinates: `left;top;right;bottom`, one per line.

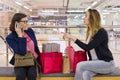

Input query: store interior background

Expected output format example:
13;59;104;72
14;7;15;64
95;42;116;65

0;0;120;68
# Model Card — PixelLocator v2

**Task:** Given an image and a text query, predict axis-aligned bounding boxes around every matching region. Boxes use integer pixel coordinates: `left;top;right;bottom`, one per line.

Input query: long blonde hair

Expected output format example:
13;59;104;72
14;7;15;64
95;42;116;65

86;9;102;41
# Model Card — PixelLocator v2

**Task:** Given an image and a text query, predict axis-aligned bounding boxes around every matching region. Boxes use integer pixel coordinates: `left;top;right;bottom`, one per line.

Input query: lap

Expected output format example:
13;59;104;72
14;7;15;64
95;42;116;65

77;60;115;74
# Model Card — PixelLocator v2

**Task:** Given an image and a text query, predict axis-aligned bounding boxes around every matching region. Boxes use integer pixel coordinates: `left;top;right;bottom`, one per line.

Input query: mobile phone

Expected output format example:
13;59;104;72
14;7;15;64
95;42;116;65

15;21;18;26
15;21;24;33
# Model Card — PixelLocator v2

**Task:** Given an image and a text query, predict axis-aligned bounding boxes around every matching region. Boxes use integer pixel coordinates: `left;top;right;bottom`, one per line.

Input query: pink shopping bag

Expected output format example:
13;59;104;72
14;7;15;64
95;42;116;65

66;46;87;73
66;46;74;72
73;51;87;72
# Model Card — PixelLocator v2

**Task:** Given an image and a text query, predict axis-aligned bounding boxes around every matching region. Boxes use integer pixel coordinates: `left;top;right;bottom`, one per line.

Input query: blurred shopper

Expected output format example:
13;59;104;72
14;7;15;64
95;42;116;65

63;9;115;80
6;13;40;80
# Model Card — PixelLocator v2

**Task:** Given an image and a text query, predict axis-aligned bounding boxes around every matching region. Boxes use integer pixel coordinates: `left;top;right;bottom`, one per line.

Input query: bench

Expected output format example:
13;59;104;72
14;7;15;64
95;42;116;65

0;67;120;80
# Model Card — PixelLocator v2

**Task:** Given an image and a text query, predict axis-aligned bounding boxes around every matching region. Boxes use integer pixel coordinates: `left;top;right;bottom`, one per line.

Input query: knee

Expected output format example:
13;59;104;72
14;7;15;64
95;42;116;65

27;68;37;79
27;72;36;80
83;71;91;77
16;73;26;79
28;72;36;77
83;71;92;80
76;61;87;71
83;71;96;80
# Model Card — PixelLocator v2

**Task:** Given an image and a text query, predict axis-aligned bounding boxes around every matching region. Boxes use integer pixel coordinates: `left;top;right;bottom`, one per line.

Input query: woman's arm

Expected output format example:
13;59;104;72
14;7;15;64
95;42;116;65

6;33;27;55
63;29;108;51
75;29;107;51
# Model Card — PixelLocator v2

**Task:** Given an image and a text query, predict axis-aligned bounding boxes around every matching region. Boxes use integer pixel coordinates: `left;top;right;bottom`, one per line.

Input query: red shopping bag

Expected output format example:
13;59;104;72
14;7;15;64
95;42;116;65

40;52;63;74
66;46;87;73
66;46;74;72
73;51;87;72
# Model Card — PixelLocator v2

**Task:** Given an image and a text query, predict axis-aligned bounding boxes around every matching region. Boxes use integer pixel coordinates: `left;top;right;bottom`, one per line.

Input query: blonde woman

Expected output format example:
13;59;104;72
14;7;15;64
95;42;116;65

63;9;115;80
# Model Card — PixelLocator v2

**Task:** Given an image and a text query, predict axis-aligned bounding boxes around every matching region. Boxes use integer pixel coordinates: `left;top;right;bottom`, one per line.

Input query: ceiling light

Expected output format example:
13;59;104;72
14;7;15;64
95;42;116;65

23;6;29;9
74;16;79;18
91;1;98;7
115;13;119;15
41;10;59;13
103;12;110;14
85;6;91;11
85;1;98;11
15;1;23;6
29;9;32;12
112;8;120;10
67;10;84;12
103;10;118;13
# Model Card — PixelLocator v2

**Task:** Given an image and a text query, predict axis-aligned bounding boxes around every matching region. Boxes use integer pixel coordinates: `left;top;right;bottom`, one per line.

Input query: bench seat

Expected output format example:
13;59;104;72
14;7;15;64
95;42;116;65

0;67;120;80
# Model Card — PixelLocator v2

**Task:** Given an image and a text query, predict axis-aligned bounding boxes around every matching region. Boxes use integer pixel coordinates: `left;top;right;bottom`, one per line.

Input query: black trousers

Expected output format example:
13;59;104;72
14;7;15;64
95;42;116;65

14;65;37;80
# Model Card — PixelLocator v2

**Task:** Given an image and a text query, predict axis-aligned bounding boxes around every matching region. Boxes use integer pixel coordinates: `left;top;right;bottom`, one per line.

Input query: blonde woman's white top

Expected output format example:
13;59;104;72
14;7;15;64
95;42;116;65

86;32;98;60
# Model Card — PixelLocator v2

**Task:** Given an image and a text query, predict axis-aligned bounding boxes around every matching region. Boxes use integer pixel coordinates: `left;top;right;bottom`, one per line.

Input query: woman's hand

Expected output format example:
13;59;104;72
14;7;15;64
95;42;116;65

15;22;23;37
63;33;77;42
63;33;71;39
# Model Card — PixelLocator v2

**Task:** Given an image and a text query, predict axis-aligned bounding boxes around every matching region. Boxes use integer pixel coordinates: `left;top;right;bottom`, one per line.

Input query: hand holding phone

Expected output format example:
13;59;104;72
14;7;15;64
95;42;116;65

15;21;23;37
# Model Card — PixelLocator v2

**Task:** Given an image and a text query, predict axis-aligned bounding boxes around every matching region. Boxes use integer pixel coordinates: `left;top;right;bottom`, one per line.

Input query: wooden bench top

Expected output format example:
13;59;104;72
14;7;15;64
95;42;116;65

0;67;120;77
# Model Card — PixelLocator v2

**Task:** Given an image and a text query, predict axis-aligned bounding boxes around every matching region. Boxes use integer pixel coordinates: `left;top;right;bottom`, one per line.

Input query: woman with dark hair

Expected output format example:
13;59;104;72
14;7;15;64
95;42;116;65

6;13;40;80
63;9;115;80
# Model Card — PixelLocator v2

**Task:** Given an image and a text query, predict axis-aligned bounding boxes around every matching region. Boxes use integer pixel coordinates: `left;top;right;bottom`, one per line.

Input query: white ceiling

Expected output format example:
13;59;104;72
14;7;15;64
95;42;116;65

17;0;99;9
11;0;120;15
14;0;120;12
0;0;119;25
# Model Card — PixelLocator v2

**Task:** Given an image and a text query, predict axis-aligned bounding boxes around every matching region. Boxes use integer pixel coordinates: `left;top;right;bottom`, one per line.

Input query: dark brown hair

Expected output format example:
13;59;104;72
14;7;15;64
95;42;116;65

9;13;27;31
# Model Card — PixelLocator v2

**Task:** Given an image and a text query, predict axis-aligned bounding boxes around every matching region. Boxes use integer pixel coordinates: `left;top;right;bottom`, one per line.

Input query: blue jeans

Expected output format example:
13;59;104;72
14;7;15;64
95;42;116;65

14;65;37;80
75;60;115;80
